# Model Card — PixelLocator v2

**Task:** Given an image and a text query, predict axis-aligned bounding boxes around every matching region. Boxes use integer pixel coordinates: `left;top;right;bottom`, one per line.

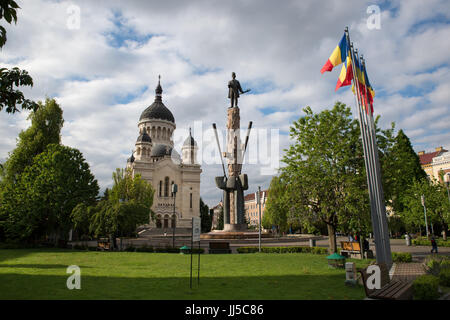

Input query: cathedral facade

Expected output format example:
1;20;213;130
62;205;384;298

126;78;201;231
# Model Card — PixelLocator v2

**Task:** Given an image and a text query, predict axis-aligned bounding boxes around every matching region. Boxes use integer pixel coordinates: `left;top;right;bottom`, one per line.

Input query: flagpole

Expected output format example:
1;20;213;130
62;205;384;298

360;56;392;265
345;27;385;264
354;49;387;263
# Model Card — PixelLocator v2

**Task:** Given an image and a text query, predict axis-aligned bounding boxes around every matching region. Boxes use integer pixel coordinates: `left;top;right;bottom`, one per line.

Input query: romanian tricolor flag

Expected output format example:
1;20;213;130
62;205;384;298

335;54;353;91
352;55;375;114
320;34;349;73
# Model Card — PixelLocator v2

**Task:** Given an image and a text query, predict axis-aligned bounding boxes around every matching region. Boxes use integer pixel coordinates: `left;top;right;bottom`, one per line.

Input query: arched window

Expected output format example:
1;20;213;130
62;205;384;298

171;214;176;228
159;181;162;197
164;176;170;197
171;181;174;197
156;215;162;228
163;215;169;228
190;193;193;209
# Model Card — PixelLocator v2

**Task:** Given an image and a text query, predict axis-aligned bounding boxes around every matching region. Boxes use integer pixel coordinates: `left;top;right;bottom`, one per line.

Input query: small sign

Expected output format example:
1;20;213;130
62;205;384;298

421;195;425;206
192;217;201;242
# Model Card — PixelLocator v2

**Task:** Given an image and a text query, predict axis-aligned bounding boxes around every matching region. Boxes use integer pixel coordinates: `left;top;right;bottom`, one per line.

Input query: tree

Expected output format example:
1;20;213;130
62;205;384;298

383;129;427;215
217;206;224;230
109;168;154;210
1;144;99;243
401;178;450;237
0;1;38;114
281;103;371;253
1;98;63;182
263;176;289;233
86;169;155;248
200;198;211;233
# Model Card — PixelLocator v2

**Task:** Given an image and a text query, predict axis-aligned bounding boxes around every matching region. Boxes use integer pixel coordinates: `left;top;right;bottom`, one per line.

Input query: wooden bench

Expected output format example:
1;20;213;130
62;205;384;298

340;241;362;259
358;263;413;300
97;238;111;251
209;242;231;254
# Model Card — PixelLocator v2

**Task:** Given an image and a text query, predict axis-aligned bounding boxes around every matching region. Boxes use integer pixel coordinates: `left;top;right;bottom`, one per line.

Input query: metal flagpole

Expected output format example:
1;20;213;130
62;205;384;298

360;56;392;266
354;50;387;263
345;27;385;264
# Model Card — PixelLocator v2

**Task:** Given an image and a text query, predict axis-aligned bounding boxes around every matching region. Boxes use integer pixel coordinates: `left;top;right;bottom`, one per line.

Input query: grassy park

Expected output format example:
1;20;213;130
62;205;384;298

0;249;372;300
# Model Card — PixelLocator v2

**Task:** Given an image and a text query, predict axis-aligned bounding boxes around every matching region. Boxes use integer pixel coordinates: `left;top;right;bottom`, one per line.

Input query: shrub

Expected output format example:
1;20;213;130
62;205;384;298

236;246;328;254
124;245;136;252
412;239;450;247
413;275;440;300
425;256;450;276
439;268;450;287
392;252;412;263
136;245;154;253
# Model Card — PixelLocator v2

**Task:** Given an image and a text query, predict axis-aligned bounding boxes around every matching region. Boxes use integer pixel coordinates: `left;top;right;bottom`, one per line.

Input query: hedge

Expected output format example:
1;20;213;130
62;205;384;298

413;275;440;300
392;252;412;263
237;246;328;254
439;268;450;287
412;239;450;247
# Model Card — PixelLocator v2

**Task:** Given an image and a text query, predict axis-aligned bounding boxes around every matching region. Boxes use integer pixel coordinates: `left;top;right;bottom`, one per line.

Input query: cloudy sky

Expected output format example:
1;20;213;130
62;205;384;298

1;0;449;206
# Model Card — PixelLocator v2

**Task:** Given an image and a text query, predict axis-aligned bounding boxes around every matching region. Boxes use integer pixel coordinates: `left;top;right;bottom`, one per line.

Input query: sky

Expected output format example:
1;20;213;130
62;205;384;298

1;0;449;207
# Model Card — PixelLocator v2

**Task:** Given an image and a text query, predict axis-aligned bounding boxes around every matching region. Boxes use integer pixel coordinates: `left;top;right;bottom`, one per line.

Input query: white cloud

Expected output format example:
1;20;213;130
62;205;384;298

0;0;449;206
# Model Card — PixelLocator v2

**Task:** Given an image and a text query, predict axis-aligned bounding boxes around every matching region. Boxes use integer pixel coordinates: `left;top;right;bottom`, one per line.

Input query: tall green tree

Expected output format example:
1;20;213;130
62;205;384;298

263;175;289;233
383;129;427;214
281;103;371;253
200;198;211;233
82;169;155;247
2;98;63;182
1;144;99;243
401;178;450;236
0;1;38;114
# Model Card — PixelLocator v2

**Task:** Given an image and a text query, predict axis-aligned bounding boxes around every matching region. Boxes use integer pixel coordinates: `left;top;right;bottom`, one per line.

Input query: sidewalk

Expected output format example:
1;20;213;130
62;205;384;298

391;262;426;283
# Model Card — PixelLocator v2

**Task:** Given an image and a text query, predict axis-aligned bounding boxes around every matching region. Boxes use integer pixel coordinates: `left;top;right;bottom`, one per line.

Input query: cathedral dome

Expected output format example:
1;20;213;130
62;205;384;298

183;128;197;147
151;144;173;157
136;128;152;143
139;77;175;123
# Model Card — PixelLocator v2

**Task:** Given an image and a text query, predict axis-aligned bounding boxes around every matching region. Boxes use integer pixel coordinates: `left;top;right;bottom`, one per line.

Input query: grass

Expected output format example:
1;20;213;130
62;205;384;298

0;249;372;300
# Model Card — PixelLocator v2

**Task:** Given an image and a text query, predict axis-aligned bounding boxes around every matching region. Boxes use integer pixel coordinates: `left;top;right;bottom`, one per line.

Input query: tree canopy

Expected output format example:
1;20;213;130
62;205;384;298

0;1;38;114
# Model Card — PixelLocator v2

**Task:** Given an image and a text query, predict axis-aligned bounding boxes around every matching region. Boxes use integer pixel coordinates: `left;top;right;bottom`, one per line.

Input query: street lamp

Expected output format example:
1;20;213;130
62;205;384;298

421;194;429;238
257;186;262;253
172;183;178;248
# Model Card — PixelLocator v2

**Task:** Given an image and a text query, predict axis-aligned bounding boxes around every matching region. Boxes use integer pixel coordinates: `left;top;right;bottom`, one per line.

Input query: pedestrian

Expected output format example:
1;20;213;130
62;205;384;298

431;236;438;254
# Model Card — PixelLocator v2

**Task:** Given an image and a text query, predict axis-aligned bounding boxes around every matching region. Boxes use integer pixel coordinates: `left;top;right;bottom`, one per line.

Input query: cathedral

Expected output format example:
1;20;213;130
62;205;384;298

126;77;202;232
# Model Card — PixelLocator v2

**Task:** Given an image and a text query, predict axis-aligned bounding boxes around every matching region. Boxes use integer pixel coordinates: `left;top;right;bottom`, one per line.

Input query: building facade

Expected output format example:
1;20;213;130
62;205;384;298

418;146;448;180
126;79;202;231
244;190;268;226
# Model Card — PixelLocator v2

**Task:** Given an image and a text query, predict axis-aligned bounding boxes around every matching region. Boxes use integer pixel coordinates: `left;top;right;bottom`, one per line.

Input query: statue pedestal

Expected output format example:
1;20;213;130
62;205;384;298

223;223;248;232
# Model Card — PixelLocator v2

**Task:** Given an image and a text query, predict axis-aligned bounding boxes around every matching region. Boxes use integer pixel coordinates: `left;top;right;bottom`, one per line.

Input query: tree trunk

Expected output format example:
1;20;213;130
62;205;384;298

327;224;337;254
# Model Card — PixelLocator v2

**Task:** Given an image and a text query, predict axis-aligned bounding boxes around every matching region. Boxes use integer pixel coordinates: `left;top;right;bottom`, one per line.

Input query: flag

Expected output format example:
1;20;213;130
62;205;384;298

320;34;349;73
352;56;375;114
335;54;353;91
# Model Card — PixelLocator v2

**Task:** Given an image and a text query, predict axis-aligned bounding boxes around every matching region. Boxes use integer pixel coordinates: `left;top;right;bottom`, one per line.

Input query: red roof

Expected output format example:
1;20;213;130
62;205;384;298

419;150;447;165
244;190;268;202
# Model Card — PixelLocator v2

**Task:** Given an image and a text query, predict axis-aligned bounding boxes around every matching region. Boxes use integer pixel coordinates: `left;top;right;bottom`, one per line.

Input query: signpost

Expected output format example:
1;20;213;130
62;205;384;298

190;217;201;289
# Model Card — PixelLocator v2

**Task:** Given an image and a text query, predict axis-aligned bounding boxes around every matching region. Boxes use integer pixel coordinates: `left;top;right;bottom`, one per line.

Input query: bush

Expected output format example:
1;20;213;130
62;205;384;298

413;275;440;300
136;245;154;253
439;268;450;287
412;239;450;247
124;245;136;252
392;252;412;263
236;246;328;254
425;256;450;276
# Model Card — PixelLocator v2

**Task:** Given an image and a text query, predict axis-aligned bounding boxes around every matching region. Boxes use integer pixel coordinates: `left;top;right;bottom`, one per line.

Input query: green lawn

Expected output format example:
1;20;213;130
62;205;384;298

0;249;371;300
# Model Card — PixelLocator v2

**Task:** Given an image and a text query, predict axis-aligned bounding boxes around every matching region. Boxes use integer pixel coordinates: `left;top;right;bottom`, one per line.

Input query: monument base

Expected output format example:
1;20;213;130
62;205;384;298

223;223;247;232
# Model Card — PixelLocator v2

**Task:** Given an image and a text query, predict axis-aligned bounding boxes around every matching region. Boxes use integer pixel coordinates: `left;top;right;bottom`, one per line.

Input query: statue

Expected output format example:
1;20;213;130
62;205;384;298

228;72;250;108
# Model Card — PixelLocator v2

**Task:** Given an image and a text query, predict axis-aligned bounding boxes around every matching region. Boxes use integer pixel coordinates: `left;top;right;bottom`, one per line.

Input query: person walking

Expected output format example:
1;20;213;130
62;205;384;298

431;236;438;254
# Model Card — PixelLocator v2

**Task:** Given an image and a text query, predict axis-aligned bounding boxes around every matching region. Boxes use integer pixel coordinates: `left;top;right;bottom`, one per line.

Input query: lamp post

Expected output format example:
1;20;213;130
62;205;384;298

421;194;429;238
257;186;262;253
172;183;178;248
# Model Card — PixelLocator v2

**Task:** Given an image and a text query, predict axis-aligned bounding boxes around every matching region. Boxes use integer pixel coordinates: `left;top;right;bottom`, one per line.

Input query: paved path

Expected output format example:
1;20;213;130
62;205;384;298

391;263;426;282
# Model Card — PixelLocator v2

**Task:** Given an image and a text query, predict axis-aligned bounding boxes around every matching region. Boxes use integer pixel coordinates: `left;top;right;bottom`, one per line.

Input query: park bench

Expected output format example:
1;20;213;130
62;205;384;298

97;238;111;251
358;263;413;300
340;241;363;259
209;242;232;254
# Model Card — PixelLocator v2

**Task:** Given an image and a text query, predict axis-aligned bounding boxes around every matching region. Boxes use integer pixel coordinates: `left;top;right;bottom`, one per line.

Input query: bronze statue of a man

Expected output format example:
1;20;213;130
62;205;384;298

228;72;250;108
